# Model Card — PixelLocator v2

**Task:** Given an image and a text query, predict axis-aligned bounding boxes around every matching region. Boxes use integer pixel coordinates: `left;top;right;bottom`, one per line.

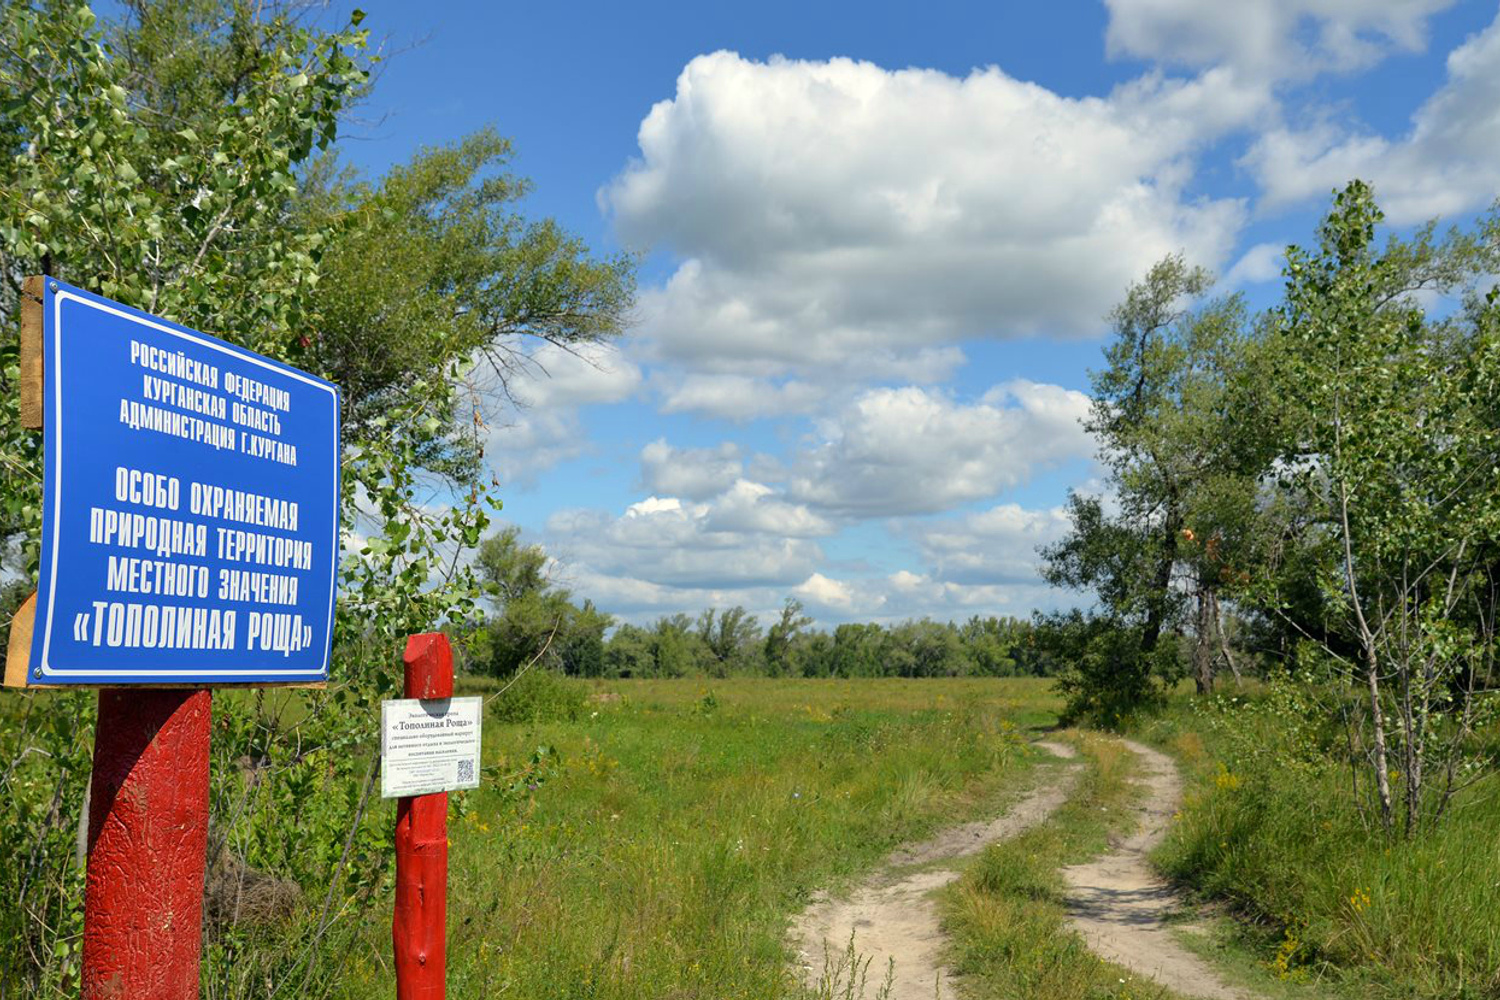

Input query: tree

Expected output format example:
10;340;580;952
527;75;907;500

604;622;654;678
650;613;714;677
894;619;971;677
0;5;398;988
478;526;550;603
476;528;613;677
763;598;812;677
695;605;761;675
299;128;635;481
557;599;612;678
1042;255;1256;719
960;616;1020;676
1;0;368;575
1093;256;1259;693
831;622;885;676
1263;181;1500;833
1033;608;1161;726
790;630;835;677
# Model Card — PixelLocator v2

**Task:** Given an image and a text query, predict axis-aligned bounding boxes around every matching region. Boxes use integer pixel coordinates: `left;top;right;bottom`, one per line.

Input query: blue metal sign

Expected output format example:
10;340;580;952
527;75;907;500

28;280;340;684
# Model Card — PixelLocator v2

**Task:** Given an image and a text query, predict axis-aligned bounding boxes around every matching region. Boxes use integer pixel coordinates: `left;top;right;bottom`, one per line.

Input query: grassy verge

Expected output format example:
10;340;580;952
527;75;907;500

1166;912;1360;1000
329;677;1059;999
941;732;1183;1000
1137;683;1500;1000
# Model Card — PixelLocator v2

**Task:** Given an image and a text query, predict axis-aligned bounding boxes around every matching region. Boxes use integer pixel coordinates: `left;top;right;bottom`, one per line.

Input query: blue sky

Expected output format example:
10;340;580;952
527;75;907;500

331;1;1500;627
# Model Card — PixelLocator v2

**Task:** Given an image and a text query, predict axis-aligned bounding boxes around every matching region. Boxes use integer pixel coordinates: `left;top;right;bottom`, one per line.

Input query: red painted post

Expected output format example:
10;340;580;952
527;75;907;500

393;633;453;999
81;689;213;1000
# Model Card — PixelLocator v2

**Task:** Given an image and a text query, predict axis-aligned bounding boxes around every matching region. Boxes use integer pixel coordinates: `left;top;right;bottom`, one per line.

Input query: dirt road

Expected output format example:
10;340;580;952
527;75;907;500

1061;739;1255;1000
794;736;1266;1000
792;741;1079;1000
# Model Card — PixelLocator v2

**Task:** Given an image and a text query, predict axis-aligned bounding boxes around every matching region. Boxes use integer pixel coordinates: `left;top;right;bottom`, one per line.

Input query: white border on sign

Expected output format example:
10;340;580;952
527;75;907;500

38;289;340;679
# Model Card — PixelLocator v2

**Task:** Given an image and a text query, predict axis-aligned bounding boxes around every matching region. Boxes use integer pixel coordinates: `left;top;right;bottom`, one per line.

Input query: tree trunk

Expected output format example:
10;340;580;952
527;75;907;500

1210;591;1242;681
1193;587;1215;695
1141;507;1182;655
1364;641;1395;831
1336;465;1393;832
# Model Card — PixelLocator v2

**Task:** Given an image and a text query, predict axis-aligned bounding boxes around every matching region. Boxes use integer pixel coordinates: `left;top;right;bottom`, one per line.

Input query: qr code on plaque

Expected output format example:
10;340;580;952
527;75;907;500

456;758;475;784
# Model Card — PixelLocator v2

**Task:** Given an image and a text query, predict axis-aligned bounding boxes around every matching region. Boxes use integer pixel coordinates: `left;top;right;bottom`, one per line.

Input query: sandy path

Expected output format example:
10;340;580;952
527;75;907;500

1061;739;1255;1000
793;741;1079;1000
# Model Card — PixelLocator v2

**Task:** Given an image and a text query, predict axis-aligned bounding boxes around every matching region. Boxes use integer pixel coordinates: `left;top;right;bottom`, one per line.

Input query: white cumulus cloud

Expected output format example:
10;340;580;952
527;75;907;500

544;485;828;591
486;409;588;487
784;380;1093;517
602;51;1249;377
705;479;836;537
658;373;829;421
1223;241;1286;286
794;572;857;611
1105;0;1455;81
1245;10;1500;223
639;439;744;499
506;342;643;409
908;503;1074;585
484;342;644;484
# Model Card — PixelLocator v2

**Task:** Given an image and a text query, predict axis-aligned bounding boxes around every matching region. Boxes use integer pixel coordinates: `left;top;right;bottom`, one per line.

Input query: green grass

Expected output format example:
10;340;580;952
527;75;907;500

326;677;1061;999
1138;684;1500;1000
941;732;1185;1000
1167;911;1365;1000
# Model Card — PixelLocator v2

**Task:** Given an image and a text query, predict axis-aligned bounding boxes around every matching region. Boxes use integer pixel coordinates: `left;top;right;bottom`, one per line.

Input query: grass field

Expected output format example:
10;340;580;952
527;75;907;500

8;674;1493;999
327;677;1063;999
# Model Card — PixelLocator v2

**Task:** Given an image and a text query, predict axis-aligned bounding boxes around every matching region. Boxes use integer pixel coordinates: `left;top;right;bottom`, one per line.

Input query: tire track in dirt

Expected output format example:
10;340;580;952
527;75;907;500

793;741;1079;1000
1061;739;1257;1000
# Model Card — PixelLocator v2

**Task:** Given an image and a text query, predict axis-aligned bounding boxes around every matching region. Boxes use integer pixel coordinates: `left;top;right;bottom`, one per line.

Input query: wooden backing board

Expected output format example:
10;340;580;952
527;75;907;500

4;593;37;687
20;274;42;428
5;277;326;692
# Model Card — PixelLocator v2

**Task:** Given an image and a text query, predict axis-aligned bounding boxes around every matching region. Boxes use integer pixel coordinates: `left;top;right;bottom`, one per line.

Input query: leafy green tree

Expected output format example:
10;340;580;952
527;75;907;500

603;622;655;678
831;622;885;676
1043;254;1259;720
558;599;612;678
650;613;715;677
1263;181;1500;833
1;0;367;574
478;526;549;603
960;616;1020;676
477;528;613;677
1032;608;1167;727
0;6;397;990
790;630;835;677
300;128;634;479
763;597;812;677
695;605;761;675
881;619;969;677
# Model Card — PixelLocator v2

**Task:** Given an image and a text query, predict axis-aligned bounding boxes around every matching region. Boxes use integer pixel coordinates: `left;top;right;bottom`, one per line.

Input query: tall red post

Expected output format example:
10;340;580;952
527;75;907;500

81;689;213;1000
393;633;453;1000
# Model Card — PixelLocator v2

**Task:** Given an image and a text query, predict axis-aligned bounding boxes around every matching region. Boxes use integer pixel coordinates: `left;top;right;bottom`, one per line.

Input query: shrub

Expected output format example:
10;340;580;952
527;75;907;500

488;668;588;724
1040;612;1166;729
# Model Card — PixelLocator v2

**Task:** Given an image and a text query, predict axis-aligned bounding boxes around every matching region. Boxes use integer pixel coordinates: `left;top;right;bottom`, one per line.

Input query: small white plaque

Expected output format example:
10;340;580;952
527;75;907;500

380;696;482;798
